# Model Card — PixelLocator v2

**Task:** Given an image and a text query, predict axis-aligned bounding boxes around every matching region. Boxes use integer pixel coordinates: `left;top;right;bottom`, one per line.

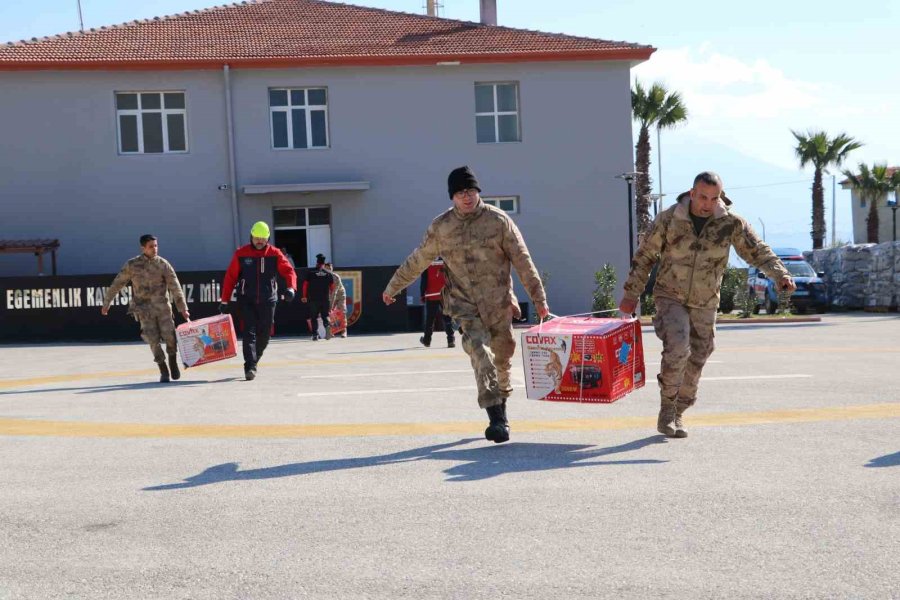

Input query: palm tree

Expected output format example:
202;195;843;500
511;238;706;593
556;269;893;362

842;163;894;243
632;81;688;237
792;130;863;249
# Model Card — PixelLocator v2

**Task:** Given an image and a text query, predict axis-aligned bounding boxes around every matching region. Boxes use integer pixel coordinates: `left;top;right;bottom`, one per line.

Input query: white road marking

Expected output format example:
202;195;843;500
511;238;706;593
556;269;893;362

298;386;475;397
298;369;471;379
702;374;811;382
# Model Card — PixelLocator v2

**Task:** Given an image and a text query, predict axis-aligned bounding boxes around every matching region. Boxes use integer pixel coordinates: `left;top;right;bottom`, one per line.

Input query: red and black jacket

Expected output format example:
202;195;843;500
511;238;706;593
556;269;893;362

420;260;446;301
221;244;297;305
302;267;335;304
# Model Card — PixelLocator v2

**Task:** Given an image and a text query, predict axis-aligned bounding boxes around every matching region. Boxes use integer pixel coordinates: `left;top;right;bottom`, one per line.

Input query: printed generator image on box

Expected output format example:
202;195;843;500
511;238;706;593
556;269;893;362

521;317;645;403
175;314;238;368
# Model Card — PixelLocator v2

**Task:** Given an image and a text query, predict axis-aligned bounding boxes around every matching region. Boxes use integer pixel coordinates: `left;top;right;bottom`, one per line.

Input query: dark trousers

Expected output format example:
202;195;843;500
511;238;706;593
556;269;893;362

423;300;454;343
308;300;330;336
241;301;275;370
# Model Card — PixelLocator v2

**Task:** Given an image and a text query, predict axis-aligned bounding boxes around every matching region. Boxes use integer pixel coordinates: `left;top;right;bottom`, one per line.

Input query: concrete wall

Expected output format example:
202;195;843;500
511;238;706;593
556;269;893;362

805;242;900;309
0;60;636;317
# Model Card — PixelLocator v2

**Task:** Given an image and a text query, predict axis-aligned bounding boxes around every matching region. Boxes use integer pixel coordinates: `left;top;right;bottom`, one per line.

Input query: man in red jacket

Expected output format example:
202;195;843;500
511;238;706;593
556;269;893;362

419;257;455;348
219;221;297;380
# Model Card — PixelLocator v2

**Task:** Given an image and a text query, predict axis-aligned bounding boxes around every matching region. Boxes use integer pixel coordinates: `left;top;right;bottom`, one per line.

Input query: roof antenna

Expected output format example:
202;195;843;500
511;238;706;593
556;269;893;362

76;0;85;32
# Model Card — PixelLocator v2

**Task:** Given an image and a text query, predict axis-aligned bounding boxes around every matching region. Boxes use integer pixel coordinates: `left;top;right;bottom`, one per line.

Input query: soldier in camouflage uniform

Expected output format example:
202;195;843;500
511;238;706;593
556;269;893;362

383;166;550;444
325;263;348;338
619;172;795;438
101;234;190;382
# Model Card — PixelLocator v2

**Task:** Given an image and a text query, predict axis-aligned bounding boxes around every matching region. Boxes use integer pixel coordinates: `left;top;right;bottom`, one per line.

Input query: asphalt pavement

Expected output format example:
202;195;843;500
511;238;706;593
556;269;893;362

0;313;898;599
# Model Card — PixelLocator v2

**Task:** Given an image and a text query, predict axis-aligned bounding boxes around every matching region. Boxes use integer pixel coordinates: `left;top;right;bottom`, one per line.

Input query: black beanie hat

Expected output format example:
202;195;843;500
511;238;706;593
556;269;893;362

316;253;326;265
447;166;481;198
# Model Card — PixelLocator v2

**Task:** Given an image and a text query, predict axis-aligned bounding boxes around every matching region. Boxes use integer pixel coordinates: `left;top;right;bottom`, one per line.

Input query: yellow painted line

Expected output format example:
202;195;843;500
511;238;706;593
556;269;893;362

0;353;457;390
0;403;896;439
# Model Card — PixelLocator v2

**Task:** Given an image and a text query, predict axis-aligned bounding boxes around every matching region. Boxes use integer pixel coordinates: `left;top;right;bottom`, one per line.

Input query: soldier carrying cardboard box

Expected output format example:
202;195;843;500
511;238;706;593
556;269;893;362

383;166;550;444
101;234;190;383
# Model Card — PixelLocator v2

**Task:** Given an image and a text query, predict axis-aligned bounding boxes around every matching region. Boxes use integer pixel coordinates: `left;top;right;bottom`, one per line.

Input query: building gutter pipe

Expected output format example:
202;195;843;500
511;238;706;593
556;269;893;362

223;64;240;248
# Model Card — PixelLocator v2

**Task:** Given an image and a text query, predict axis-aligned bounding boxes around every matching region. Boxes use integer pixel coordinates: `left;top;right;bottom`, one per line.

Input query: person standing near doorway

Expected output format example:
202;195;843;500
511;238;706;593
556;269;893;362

302;253;334;341
220;221;297;381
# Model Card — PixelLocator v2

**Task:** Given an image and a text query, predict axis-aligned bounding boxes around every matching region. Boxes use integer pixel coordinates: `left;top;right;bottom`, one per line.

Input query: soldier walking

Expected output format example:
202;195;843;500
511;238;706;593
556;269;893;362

419;257;455;348
383;166;549;444
301;254;334;341
219;222;297;381
324;262;347;338
619;171;796;438
101;234;190;383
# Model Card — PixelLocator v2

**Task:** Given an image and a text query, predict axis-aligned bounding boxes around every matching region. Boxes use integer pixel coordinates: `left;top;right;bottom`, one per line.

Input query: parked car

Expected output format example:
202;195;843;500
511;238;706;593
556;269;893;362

747;248;828;314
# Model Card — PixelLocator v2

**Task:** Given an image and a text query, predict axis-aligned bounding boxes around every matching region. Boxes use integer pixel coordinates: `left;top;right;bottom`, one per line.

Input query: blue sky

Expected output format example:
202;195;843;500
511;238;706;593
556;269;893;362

3;0;898;251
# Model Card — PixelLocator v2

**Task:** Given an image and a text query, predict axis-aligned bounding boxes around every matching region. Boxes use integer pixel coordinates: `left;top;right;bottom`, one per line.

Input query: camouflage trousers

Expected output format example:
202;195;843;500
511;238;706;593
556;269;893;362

138;304;177;365
652;296;717;409
459;317;516;408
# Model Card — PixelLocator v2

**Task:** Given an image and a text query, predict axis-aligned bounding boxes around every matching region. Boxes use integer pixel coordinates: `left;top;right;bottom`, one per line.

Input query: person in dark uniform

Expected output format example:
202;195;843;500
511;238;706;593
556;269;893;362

219;221;297;380
419;257;455;348
302;253;334;341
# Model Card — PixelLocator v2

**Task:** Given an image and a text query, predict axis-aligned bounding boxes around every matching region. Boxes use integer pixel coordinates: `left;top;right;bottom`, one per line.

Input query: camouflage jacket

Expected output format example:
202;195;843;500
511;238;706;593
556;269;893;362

103;254;188;318
385;201;546;326
623;197;789;309
330;272;347;311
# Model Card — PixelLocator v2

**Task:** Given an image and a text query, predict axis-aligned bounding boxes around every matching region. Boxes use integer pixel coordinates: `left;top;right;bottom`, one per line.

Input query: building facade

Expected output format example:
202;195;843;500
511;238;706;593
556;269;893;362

0;0;653;318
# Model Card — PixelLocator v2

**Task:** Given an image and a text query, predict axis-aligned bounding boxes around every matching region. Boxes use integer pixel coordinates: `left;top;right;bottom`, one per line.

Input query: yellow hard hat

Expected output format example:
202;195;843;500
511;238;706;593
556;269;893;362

250;221;270;239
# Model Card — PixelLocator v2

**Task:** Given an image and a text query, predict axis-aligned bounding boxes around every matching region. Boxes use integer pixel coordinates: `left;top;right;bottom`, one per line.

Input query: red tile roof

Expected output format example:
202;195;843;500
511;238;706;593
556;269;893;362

0;0;653;70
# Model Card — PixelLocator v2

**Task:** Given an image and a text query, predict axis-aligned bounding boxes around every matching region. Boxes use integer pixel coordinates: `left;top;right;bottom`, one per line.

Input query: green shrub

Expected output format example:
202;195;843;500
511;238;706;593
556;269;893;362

718;266;746;314
640;293;656;316
592;264;618;314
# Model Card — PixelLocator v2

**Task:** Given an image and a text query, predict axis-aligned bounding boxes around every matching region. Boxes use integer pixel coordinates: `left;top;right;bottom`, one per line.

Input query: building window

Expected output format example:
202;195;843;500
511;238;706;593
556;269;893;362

859;195;866;208
116;92;187;154
483;196;519;214
475;82;520;143
269;88;329;149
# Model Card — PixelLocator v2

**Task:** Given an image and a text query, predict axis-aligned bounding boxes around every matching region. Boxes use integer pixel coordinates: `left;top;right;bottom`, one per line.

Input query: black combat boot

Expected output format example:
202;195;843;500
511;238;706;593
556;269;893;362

484;400;510;444
168;355;181;381
245;366;257;381
157;362;170;383
419;336;430;348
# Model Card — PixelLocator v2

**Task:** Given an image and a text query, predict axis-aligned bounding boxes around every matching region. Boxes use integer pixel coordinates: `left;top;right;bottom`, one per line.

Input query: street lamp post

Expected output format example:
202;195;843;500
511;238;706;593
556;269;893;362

616;172;643;262
889;193;898;243
759;218;766;242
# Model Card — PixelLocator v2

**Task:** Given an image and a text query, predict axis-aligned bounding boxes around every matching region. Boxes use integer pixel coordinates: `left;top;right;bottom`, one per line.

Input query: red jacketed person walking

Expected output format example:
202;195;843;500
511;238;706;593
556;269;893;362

219;221;297;380
419;257;455;348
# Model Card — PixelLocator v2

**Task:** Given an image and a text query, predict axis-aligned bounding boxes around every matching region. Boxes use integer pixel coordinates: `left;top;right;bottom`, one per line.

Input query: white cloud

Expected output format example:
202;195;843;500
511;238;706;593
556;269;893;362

628;46;895;171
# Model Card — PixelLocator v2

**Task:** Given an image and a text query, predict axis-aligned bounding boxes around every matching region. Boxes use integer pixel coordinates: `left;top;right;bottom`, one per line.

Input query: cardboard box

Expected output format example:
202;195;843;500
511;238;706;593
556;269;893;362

175;314;238;368
330;308;346;336
521;317;645;403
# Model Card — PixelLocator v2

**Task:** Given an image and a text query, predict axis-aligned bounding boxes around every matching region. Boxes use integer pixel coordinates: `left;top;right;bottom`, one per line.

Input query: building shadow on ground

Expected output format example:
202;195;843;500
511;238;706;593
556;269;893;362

865;451;900;468
0;378;238;396
144;435;668;491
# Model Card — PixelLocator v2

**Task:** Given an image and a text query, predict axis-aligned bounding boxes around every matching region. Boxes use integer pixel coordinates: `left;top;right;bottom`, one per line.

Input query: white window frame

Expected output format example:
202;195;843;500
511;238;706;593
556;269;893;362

115;91;188;154
272;206;332;268
474;82;521;144
483;196;519;214
269;87;330;150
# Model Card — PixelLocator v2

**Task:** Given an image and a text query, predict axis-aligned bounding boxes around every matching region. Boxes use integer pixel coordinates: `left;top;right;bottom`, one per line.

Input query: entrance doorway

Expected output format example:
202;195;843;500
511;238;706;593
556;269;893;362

273;207;332;268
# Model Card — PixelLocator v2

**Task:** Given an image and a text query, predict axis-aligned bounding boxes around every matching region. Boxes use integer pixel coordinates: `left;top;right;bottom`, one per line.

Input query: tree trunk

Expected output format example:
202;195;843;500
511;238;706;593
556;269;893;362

867;194;879;243
811;168;825;249
634;125;652;237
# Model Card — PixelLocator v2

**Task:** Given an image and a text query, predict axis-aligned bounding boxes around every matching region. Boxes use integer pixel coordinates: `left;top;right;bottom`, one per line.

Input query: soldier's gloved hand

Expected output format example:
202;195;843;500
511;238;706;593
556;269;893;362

218;302;229;314
284;288;296;302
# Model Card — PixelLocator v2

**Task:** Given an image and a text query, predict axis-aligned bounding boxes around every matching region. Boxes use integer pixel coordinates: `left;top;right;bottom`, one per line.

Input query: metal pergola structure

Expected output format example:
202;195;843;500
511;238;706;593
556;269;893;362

0;239;60;275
